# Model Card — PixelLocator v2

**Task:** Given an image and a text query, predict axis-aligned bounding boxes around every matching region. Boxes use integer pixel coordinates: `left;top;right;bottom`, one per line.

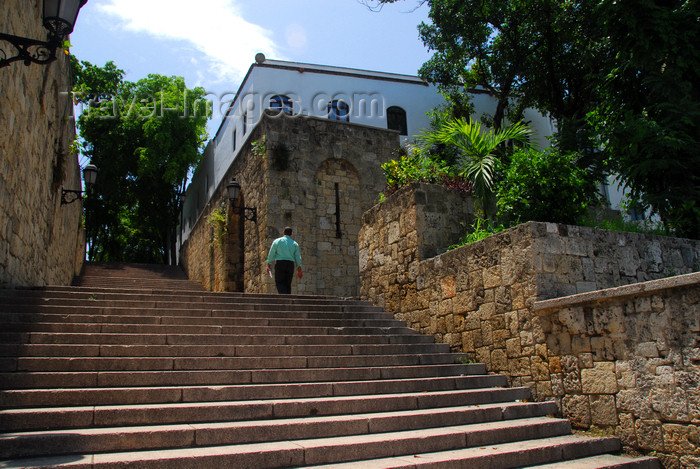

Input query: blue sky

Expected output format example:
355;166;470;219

70;0;433;134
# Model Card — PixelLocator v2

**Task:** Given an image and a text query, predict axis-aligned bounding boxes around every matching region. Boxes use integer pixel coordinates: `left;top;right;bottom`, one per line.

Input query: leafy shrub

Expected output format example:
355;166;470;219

381;150;472;197
496;148;600;226
206;204;228;248
447;217;506;250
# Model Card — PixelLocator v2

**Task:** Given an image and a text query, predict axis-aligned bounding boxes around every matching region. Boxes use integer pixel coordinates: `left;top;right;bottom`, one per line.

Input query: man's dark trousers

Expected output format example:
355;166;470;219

274;260;295;294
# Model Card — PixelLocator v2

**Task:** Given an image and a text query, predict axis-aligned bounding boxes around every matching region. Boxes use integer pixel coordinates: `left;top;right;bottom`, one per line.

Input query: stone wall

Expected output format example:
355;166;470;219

536;274;700;468
181;112;398;295
0;1;85;287
359;183;700;464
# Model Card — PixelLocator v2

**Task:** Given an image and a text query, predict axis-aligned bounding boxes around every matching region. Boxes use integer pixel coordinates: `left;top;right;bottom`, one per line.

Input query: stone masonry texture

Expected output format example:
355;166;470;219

181;111;399;296
536;274;700;468
359;183;700;465
0;1;85;287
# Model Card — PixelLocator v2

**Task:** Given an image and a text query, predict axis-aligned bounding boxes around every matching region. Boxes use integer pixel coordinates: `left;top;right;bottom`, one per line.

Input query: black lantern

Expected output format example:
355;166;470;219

61;163;98;205
83;164;98;190
226;178;241;203
226;178;257;223
0;0;88;68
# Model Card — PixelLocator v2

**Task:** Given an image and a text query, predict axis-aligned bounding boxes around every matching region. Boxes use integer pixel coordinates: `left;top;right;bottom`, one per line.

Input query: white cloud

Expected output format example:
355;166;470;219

96;0;282;84
285;23;308;52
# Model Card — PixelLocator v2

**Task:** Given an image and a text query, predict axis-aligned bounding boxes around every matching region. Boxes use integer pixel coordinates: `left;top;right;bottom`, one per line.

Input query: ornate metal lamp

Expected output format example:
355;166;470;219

226;178;258;223
0;0;88;68
61;163;97;205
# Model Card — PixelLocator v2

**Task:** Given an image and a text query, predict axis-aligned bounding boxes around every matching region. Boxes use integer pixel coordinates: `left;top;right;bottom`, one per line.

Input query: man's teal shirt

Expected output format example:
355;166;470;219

266;235;302;266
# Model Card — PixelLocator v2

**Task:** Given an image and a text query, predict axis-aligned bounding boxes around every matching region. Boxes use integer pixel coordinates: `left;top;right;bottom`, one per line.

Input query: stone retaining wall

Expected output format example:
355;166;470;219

359;183;700;465
0;1;85;287
536;274;700;468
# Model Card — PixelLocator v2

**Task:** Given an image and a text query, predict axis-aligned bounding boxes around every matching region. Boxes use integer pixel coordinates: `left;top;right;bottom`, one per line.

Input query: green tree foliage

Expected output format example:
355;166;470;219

419;118;531;216
369;0;699;238
73;60;210;263
589;0;700;238
496;148;600;226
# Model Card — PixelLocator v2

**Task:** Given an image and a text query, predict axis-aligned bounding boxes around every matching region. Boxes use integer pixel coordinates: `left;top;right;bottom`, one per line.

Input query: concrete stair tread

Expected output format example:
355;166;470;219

0;318;403;331
1;336;437;349
0;293;375;305
3;386;523;410
0;322;418;345
0;306;387;317
8;285;343;301
307;435;626;468
0;388;533;431
0;318;412;332
0;385;528;415
0;407;564;458
0;297;382;309
1;354;468;372
528;454;661;468
0;433;624;469
0;366;503;390
0;341;448;357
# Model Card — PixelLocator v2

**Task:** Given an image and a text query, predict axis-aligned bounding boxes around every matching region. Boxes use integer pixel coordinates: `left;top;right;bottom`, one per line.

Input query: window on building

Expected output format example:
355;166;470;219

628;202;646;221
387;106;407;136
243;111;248;134
270;95;293;115
232;128;237;151
328;100;349;122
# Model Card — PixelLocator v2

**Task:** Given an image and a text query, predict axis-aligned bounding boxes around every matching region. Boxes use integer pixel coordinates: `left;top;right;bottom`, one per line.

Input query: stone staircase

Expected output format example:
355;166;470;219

0;263;659;468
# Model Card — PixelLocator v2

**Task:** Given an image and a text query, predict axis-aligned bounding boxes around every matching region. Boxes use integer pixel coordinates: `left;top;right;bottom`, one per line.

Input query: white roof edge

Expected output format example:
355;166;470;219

260;58;427;84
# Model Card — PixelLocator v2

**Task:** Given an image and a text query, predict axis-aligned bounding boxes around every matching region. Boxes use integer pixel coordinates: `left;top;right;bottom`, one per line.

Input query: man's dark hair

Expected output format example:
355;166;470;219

283;227;293;236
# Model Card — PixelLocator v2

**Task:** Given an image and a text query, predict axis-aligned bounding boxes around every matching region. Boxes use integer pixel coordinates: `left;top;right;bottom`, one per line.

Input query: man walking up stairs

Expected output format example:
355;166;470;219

0;263;659;467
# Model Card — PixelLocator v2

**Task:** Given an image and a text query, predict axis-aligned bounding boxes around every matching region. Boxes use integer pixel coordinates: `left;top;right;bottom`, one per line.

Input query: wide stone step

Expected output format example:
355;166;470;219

0;362;486;389
0;333;435;356
0;309;390;322
0;320;436;341
0;293;382;309
1;352;466;372
0;388;533;432
1;287;355;305
0;430;626;468
0;303;385;317
0;378;525;409
72;279;206;290
76;262;190;276
310;435;637;468
529;454;660;468
0;333;438;357
0;407;563;459
0;314;416;337
0;287;372;310
0;331;446;349
0;319;438;343
2;286;344;303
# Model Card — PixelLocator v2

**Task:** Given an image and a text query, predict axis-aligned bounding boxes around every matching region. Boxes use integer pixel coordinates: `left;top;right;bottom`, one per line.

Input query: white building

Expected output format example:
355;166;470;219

180;55;557;244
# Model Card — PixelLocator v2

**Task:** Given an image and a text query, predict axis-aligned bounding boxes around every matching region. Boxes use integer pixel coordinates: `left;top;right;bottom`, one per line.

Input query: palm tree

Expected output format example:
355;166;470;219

420;118;532;217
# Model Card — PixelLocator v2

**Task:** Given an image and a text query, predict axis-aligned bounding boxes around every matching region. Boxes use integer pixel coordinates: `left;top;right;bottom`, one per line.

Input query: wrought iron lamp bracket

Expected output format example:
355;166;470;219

60;189;85;205
0;33;59;68
239;206;258;224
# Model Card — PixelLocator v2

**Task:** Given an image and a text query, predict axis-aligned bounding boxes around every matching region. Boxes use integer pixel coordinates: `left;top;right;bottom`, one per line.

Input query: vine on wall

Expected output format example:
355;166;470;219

206;203;228;249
